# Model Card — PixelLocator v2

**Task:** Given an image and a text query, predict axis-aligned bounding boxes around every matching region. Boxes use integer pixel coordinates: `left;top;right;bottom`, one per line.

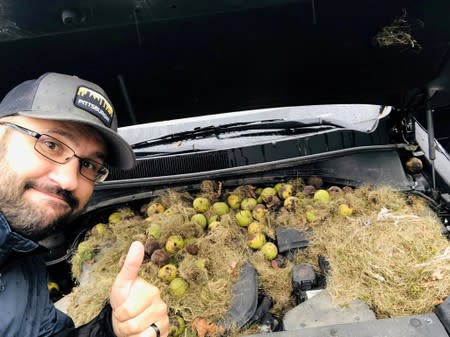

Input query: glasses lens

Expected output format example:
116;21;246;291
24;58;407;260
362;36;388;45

35;134;74;163
79;159;109;183
35;134;109;183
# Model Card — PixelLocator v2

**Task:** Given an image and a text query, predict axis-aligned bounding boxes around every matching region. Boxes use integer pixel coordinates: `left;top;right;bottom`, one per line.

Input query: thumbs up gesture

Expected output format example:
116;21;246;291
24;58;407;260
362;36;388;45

110;241;169;337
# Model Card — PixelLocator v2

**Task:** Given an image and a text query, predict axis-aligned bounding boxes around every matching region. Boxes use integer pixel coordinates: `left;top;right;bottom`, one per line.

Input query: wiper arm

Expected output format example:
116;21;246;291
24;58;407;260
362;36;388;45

131;119;339;149
131;120;280;149
134;148;210;157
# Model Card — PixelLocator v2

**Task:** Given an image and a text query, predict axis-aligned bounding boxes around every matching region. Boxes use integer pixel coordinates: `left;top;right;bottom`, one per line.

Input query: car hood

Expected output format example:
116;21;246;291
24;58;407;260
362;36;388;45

0;0;449;125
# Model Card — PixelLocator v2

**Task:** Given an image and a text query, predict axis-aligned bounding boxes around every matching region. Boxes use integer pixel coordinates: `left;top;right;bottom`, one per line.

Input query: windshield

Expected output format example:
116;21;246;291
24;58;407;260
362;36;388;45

118;104;392;152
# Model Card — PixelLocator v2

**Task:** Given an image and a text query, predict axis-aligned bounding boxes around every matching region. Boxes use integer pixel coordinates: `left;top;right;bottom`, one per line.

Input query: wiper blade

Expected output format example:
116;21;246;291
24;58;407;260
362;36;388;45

131;119;339;149
131;120;279;149
134;148;210;157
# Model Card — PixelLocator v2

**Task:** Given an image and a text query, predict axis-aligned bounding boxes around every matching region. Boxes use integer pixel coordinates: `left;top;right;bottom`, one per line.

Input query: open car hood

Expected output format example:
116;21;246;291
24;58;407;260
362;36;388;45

0;0;450;125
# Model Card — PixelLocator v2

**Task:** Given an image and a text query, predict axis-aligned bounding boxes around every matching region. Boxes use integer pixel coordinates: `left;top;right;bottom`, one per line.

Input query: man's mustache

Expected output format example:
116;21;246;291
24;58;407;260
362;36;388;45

24;182;79;211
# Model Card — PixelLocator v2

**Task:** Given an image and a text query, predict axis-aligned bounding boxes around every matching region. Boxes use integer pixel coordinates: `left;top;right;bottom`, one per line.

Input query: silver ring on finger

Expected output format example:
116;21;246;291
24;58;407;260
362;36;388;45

150;323;161;337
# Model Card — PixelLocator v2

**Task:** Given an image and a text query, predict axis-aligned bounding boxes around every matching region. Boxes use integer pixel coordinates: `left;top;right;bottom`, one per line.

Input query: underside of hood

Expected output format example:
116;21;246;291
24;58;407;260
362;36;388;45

0;0;449;125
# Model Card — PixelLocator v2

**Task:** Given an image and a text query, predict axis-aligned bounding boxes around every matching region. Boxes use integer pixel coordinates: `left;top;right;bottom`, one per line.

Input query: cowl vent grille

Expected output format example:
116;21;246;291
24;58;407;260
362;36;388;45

107;127;390;181
107;151;231;180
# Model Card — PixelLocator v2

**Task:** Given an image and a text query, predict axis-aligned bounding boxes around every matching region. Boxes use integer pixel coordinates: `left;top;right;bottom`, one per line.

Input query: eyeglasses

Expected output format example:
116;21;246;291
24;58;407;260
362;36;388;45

0;121;109;183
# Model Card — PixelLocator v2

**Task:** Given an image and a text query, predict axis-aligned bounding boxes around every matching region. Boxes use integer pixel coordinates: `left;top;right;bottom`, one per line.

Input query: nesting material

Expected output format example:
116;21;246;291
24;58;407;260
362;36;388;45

298;186;450;318
373;9;423;51
66;181;449;336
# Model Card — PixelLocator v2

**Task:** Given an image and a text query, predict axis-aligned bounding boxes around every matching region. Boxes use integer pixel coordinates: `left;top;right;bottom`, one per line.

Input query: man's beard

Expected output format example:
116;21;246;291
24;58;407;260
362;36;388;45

0;152;81;242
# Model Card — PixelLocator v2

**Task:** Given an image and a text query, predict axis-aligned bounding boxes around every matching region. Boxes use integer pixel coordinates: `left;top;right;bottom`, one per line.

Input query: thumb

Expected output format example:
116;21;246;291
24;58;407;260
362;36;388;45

110;241;145;309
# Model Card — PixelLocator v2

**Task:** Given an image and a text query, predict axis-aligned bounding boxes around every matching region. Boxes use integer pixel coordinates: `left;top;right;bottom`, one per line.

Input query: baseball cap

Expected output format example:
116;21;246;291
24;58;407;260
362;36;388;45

0;72;135;169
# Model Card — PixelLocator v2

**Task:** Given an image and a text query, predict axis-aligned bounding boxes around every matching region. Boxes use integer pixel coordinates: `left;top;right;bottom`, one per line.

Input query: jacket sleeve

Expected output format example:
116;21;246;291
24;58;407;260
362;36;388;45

52;304;117;337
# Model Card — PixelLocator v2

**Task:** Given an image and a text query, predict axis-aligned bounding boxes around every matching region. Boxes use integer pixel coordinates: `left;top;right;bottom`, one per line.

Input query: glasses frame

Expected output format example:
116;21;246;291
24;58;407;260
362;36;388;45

0;121;109;183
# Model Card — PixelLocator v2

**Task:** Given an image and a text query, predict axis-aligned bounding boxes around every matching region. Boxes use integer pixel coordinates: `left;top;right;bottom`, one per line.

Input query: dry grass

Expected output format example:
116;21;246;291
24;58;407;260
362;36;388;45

373;9;423;51
67;183;449;335
299;187;450;318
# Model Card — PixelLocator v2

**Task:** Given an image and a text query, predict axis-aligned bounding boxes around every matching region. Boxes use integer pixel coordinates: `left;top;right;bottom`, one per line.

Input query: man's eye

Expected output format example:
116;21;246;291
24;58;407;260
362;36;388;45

81;159;98;172
42;139;62;152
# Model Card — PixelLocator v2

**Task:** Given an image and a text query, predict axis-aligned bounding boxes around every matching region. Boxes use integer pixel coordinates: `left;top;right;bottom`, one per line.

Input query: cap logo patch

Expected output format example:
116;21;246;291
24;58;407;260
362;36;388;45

74;86;114;126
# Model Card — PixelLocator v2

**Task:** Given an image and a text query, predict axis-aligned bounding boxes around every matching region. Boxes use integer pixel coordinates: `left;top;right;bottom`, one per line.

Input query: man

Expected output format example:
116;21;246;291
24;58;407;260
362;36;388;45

0;72;169;337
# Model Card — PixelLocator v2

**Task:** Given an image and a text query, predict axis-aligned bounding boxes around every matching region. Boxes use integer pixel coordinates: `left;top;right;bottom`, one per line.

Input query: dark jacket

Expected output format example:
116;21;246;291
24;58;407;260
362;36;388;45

0;212;116;337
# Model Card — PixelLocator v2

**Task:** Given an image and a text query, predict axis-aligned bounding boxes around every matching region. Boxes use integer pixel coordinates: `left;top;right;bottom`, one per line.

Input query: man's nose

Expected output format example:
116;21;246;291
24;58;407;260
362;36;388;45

47;157;80;191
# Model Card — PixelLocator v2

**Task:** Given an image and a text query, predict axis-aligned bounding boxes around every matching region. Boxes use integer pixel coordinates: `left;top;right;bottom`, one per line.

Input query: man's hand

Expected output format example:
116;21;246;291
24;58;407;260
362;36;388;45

110;241;169;337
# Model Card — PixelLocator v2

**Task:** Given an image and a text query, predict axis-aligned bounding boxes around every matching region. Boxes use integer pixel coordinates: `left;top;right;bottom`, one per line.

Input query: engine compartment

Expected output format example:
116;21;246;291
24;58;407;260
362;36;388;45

44;146;450;337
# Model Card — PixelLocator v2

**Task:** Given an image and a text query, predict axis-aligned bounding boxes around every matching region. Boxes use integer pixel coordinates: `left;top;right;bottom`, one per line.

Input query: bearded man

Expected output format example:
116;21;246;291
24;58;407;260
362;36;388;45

0;72;169;337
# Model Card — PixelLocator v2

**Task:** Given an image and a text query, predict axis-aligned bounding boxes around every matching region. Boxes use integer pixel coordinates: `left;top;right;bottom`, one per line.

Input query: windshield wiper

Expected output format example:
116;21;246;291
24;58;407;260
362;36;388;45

134;148;211;157
131;119;340;149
